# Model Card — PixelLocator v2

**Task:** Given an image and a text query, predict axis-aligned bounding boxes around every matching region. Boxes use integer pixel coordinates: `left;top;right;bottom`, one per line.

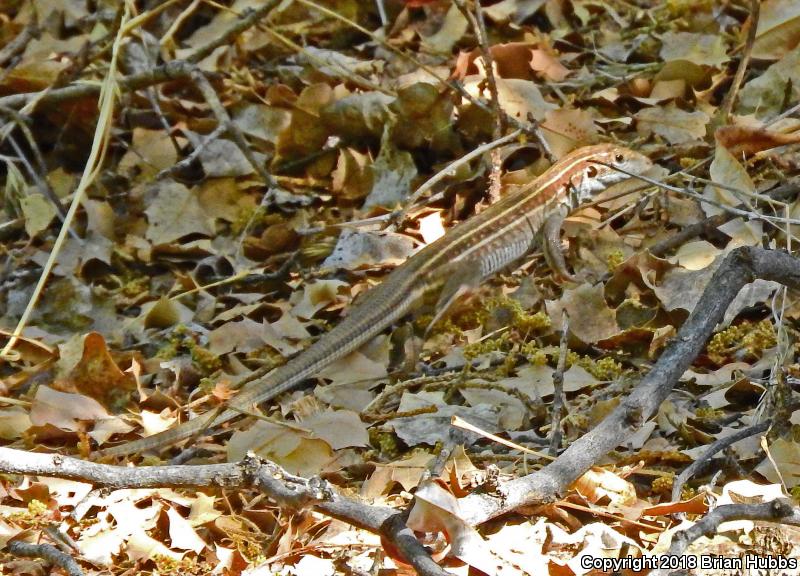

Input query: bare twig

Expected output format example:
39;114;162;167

186;1;282;64
650;499;800;576
0;22;39;68
6;540;83;576
648;179;800;257
670;421;770;503
156;124;226;180
0;448;447;575
0;4;130;362
717;0;760;125
391;128;522;228
188;68;278;190
453;0;502;137
453;0;505;203
549;310;569;456
0;107;68;220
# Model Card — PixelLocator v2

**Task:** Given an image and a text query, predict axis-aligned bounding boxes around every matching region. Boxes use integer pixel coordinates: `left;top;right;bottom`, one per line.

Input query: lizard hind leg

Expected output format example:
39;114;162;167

423;264;483;340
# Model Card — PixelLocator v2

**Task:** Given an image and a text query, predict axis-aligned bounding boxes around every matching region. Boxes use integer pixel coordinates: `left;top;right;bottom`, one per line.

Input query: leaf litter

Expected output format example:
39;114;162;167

0;0;800;574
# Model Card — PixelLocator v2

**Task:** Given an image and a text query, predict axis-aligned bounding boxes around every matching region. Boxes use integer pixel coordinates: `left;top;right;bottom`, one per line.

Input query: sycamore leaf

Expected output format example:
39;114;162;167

364;452;434;496
299;409;369;449
144;181;214;245
420;3;468;53
30;386;111;432
321;229;414;271
167;506;207;553
659;32;729;67
227;420;334;476
407;480;499;574
20;193;56;237
635;103;709;144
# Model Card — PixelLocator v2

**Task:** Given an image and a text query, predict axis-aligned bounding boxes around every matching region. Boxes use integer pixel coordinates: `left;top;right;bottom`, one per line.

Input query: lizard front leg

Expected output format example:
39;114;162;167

540;205;581;283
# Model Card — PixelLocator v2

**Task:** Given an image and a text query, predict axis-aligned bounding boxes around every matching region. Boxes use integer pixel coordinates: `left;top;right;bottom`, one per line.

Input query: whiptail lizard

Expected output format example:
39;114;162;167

99;143;652;458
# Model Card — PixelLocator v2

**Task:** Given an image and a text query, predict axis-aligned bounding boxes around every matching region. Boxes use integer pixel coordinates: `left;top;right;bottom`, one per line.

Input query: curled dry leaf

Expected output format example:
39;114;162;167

406;480;498;574
715;124;800;157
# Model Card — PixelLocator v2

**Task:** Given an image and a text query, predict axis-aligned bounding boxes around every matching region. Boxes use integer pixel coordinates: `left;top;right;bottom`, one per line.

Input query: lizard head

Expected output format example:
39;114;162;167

563;144;653;207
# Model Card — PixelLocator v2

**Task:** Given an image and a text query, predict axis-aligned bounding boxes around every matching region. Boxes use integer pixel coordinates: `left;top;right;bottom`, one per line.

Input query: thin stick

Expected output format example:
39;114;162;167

549;311;569;456
451;415;555;461
717;0;759;125
0;21;39;68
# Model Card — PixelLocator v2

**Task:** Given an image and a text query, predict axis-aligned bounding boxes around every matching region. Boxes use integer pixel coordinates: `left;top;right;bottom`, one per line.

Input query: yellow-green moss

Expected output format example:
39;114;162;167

707;319;777;365
552;350;625;380
585;356;625;380
6;499;49;529
463;332;512;360
152;555;213;575
156;325;221;375
606;249;625;271
27;499;47;516
695;407;724;420
664;0;715;18
369;428;401;458
520;342;549;366
651;474;674;495
484;296;551;333
120;275;148;298
190;345;222;374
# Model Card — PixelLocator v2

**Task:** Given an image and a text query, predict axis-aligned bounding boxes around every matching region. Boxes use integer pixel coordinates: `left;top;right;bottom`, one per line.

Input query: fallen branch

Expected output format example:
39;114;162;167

671;420;770;503
0;448;449;575
457;246;800;524
650;499;800;576
6;540;83;576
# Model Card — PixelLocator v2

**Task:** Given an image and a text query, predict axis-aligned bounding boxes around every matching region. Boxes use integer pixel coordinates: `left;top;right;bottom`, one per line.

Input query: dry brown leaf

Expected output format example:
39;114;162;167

635;103;710;145
144;181;214;245
738;46;800;118
659;31;729;67
364;452;435;496
299;409;369;449
751;0;800;60
227;420;334;476
572;467;637;506
29;386;111;432
54;332;135;408
552;283;619;343
407;480;498;573
715;124;800;156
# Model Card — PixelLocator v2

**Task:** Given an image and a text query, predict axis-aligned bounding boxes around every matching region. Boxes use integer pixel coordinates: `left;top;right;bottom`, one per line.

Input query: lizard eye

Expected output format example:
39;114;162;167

614;153;624;163
586;165;598;178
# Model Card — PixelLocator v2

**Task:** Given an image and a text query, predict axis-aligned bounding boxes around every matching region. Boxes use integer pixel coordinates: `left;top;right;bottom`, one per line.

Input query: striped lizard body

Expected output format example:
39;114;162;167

99;143;651;458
